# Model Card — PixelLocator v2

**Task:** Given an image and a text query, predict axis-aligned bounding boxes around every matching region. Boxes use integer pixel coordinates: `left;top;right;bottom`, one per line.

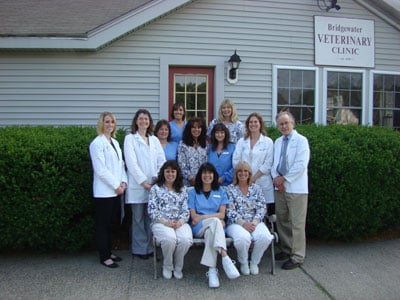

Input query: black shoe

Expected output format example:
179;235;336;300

132;253;149;260
148;252;154;257
110;254;122;262
275;252;290;261
101;260;119;268
282;259;302;270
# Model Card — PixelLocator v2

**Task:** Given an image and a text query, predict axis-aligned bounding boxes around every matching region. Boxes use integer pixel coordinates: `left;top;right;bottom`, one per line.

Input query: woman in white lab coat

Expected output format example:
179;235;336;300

89;112;127;268
124;109;166;259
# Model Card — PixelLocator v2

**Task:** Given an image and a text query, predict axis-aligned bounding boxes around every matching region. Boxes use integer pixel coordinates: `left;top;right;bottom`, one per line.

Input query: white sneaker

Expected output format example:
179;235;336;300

163;268;172;279
240;263;250;275
206;268;220;288
250;263;259;275
222;256;240;279
173;269;183;279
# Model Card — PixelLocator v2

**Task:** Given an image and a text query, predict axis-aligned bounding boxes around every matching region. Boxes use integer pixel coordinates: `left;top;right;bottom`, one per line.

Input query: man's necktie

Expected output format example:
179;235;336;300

278;136;288;176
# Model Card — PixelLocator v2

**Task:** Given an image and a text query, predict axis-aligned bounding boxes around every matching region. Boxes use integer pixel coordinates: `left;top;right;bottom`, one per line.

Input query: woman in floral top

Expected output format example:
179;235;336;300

207;99;245;144
177;117;208;186
226;161;274;276
148;160;193;280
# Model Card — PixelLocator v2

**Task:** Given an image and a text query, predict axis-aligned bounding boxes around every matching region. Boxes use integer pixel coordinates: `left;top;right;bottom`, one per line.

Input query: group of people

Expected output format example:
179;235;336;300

89;99;310;289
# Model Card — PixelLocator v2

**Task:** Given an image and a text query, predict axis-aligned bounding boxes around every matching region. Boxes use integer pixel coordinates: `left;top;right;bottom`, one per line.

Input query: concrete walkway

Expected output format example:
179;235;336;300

0;239;399;300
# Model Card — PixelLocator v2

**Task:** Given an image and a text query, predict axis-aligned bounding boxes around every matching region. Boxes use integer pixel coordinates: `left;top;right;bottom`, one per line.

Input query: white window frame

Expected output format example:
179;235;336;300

322;68;367;125
369;70;400;128
272;65;319;125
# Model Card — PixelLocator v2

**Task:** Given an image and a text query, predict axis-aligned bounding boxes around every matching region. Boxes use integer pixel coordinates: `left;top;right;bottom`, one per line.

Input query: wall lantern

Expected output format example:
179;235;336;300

317;0;340;11
227;50;241;84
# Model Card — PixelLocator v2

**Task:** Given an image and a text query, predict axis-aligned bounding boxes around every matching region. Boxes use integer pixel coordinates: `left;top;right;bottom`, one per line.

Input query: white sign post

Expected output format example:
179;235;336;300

314;16;375;68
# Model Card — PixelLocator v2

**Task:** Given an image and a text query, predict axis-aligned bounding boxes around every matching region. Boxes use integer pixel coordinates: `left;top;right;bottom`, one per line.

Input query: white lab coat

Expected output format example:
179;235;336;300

271;130;310;194
124;133;166;204
89;135;127;198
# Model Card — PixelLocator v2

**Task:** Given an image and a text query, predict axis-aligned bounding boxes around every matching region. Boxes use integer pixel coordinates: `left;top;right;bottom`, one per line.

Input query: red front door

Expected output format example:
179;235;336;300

169;67;214;124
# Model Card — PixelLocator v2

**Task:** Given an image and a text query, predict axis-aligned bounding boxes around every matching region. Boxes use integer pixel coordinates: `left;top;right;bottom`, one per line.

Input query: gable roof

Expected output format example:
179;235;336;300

0;0;192;50
0;0;150;37
356;0;400;30
0;0;398;51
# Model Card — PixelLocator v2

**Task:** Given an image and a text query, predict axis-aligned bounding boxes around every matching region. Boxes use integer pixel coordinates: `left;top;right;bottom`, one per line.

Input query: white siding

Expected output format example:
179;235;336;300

1;0;400;127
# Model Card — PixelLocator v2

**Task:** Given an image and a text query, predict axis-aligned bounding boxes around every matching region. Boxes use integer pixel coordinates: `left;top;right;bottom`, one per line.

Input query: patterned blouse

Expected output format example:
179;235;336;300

177;141;207;186
226;183;267;225
148;184;189;224
207;119;245;144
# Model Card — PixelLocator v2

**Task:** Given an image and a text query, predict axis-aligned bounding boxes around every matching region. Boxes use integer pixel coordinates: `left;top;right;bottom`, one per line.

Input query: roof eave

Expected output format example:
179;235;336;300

0;0;193;51
355;0;400;31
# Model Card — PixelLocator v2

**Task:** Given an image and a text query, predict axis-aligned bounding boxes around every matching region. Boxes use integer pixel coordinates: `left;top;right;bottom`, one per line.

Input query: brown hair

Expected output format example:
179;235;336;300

170;102;186;121
244;112;267;138
210;123;230;151
130;109;154;136
155;119;171;141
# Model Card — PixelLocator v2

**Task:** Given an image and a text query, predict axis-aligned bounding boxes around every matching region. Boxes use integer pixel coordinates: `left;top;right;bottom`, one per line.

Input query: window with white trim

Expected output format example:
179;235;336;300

276;68;316;124
326;71;362;125
373;73;400;129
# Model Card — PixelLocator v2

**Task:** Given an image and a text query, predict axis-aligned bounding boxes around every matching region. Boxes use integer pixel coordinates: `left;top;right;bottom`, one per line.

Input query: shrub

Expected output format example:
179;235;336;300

0;125;399;252
267;124;400;241
0;126;126;252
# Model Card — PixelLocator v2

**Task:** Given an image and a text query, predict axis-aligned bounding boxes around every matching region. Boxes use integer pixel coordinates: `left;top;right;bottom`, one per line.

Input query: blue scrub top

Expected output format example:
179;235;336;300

163;141;178;161
169;120;186;144
207;143;235;186
188;187;229;236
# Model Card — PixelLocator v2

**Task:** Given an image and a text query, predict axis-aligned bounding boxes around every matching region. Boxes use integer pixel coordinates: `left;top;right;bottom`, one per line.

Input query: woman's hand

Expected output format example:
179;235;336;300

115;183;126;195
191;214;201;226
172;220;184;229
141;181;153;190
165;220;175;228
242;221;256;233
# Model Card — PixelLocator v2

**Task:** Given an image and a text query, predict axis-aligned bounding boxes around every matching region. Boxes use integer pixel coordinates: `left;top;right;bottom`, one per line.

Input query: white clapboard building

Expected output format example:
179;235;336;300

0;0;399;129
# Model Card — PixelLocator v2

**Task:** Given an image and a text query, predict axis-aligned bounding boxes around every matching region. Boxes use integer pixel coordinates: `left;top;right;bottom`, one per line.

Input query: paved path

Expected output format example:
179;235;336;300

1;239;399;300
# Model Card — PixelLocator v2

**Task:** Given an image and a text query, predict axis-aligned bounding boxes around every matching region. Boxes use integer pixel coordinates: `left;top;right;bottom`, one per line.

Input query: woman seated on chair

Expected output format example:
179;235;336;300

226;161;274;276
148;160;193;280
188;162;240;288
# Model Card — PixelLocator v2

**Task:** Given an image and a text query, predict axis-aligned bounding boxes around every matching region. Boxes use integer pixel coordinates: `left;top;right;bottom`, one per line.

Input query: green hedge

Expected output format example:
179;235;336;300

0;125;399;252
268;124;400;241
0;126;95;252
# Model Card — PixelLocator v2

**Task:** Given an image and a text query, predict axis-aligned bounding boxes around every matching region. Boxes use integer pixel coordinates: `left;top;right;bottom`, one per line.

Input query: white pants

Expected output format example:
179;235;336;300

152;223;193;272
195;217;227;268
226;222;273;265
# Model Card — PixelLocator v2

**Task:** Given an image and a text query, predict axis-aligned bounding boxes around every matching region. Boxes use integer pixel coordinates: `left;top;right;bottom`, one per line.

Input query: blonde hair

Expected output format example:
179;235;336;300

217;99;239;123
97;112;117;138
233;161;253;185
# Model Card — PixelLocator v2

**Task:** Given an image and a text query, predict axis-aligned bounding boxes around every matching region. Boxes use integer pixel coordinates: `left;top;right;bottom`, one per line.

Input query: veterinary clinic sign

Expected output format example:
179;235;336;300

314;16;374;68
